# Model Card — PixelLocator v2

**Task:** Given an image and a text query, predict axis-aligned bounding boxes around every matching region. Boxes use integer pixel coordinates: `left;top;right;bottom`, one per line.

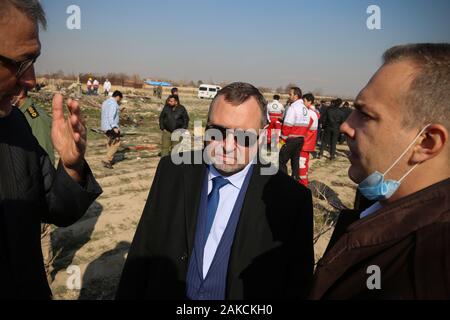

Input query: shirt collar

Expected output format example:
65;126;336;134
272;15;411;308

208;162;253;190
108;97;119;105
292;99;305;107
18;97;33;113
359;201;382;219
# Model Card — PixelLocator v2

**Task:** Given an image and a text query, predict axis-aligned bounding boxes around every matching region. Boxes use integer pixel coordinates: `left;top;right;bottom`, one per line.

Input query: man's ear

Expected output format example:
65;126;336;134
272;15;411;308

411;124;448;164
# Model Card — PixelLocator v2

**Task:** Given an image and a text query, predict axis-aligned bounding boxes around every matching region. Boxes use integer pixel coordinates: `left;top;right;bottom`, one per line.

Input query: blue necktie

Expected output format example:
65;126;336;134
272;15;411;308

205;176;230;245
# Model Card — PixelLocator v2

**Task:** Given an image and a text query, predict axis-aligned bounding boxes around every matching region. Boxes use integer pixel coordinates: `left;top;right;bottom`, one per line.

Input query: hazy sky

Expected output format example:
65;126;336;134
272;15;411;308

36;0;450;97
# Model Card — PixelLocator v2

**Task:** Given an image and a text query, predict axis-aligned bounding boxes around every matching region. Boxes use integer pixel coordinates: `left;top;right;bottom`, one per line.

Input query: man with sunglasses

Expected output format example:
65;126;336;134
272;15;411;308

0;0;102;299
117;82;314;300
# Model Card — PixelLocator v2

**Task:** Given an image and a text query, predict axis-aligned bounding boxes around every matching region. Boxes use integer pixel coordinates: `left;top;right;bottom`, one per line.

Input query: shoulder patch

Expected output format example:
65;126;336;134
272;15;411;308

26;104;40;119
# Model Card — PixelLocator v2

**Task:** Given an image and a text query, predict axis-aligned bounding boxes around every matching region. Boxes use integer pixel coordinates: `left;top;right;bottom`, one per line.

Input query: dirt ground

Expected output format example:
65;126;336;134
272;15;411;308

30;88;357;300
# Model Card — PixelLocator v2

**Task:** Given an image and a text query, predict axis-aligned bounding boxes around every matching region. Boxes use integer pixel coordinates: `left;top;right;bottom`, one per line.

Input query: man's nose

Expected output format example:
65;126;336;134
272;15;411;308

18;65;37;91
223;132;236;153
340;119;355;139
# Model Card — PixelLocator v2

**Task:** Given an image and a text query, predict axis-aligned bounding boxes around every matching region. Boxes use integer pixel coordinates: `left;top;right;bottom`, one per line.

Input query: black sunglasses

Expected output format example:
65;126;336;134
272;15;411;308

0;53;39;79
204;124;259;147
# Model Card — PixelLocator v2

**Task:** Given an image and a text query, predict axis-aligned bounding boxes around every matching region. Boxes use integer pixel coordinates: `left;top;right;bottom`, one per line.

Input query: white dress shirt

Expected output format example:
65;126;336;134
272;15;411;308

202;163;253;278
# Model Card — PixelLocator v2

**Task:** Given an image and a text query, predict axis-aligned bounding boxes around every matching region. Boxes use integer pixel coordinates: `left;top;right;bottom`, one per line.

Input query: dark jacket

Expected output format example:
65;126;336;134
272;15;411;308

341;106;353;121
19;98;55;165
159;104;190;133
116;152;315;299
310;178;450;300
321;105;345;130
0;108;102;299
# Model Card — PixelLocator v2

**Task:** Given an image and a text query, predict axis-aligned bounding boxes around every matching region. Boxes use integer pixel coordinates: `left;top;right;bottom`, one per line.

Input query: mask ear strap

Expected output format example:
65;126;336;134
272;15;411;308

398;163;419;183
383;125;431;177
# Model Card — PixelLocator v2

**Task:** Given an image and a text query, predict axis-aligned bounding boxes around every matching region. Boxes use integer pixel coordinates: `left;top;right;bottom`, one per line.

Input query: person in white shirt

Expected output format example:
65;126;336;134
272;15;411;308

266;94;285;148
279;87;310;181
93;79;100;95
103;79;112;96
299;93;319;186
86;78;93;95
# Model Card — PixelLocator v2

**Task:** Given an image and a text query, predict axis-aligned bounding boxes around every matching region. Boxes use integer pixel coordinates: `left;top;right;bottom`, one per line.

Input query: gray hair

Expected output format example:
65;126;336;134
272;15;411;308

0;0;47;29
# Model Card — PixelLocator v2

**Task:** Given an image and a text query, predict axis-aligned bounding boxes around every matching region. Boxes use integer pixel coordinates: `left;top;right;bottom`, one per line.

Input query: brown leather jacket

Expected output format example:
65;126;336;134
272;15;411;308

311;178;450;300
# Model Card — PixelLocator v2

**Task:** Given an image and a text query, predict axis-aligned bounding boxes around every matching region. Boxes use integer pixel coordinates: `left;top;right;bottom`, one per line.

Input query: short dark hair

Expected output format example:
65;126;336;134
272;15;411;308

334;98;343;107
171;87;178;94
209;82;268;127
303;93;315;103
112;90;123;99
166;95;178;104
290;87;303;99
1;0;47;29
383;43;450;130
273;94;281;101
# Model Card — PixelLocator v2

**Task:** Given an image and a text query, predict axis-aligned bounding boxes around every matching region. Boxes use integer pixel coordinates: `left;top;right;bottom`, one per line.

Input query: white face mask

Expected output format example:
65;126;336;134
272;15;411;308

358;124;431;201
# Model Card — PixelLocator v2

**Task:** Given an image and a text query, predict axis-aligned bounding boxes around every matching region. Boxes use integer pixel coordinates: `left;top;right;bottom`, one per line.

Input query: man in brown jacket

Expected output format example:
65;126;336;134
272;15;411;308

311;43;450;300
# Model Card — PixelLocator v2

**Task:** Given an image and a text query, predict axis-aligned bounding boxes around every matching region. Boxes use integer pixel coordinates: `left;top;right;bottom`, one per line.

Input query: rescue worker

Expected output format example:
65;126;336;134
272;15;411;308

279;87;310;181
266;94;285;149
299;93;319;186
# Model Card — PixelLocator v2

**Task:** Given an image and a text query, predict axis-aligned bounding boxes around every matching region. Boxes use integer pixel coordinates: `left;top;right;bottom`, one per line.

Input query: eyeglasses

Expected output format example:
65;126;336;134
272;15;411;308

0;53;40;79
205;124;260;147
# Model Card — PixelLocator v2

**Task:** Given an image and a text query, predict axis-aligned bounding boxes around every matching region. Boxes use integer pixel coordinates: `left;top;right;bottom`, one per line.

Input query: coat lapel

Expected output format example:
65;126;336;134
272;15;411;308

311;179;450;299
325;210;361;254
183;156;207;256
310;209;368;299
226;164;269;292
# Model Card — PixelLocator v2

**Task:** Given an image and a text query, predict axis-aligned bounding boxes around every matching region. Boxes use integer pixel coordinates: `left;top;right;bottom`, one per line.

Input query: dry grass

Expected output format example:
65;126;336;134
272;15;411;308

31;86;356;300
